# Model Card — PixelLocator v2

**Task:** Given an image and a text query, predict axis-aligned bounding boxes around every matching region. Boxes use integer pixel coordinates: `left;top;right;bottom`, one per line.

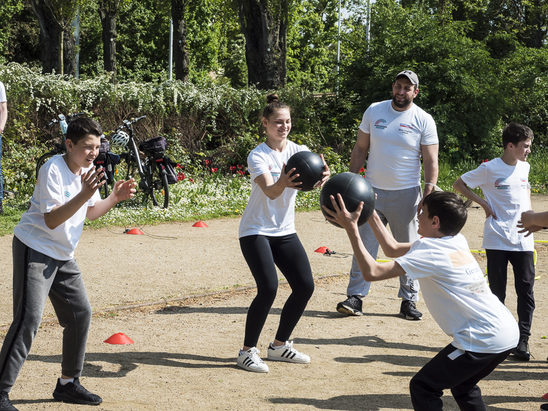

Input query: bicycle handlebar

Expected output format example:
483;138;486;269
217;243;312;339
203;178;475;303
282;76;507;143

119;115;147;132
47;112;85;128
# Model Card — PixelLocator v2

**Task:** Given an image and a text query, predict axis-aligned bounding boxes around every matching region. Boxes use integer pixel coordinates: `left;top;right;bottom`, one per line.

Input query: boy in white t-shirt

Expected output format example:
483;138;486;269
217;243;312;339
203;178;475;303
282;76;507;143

323;191;518;410
453;122;535;362
0;117;136;411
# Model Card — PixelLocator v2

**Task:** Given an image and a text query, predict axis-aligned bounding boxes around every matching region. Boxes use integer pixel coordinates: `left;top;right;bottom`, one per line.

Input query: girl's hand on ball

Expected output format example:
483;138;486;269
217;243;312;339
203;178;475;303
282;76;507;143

314;154;330;188
280;163;302;190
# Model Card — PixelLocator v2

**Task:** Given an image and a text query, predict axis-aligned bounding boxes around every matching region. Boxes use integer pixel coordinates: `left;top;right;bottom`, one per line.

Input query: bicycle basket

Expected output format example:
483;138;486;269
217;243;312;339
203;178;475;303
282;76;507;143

139;136;167;157
94;135;111;163
163;156;178;184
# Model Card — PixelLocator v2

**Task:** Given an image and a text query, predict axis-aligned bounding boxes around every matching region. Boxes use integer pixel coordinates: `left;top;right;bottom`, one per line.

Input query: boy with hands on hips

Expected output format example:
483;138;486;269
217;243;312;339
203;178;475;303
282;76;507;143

453;122;535;361
323;191;518;411
0;117;136;411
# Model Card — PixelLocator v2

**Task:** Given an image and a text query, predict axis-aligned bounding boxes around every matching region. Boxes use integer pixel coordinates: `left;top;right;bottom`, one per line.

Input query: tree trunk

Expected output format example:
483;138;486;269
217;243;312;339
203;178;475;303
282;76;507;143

524;0;546;48
30;0;75;75
98;2;118;74
171;0;190;81
238;0;288;89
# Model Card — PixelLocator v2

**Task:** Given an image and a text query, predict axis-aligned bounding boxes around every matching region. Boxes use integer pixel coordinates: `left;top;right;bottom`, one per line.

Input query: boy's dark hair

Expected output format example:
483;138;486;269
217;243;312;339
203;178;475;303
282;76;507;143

502;122;534;148
423;191;467;236
66;117;102;144
262;93;290;120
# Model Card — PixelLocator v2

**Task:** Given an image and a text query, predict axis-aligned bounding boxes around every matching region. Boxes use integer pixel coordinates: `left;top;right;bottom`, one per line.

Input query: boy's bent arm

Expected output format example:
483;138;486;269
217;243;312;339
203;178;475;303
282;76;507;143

86;196;117;221
44;192;93;229
322;194;406;281
453;177;496;219
346;223;407;281
368;211;411;258
86;178;137;220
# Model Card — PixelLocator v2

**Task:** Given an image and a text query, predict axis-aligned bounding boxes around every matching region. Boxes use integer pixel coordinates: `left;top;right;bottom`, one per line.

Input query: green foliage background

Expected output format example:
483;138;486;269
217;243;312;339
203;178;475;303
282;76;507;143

0;0;546;203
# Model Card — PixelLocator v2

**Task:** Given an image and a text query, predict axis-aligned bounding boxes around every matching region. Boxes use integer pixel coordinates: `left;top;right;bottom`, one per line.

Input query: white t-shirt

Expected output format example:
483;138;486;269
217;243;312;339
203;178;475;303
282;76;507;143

14;155;100;260
238;141;309;238
0;82;6;103
359;100;438;190
461;158;533;251
396;234;519;353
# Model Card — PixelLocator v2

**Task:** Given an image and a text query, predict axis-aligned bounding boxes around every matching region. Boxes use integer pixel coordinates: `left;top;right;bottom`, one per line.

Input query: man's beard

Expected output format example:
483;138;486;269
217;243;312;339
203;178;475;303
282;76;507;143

392;96;411;109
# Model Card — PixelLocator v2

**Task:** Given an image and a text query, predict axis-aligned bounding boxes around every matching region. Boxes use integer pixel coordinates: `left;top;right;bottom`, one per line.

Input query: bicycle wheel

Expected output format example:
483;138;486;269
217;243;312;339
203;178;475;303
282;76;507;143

147;159;169;208
35;151;57;179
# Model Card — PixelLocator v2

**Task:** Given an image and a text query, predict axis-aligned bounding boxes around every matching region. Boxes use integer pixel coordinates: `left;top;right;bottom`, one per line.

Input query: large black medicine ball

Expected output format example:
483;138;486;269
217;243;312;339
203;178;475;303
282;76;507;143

284;151;324;192
320;172;375;227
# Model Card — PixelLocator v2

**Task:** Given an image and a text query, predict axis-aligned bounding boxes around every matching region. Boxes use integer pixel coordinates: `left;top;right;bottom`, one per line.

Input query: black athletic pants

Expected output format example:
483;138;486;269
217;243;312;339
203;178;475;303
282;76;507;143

410;344;511;410
485;249;535;338
239;233;314;348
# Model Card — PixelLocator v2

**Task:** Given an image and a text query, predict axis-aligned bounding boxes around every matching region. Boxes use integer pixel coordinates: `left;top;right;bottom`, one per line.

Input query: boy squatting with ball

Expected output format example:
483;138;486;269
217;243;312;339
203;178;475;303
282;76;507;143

0;117;136;411
323;191;518;410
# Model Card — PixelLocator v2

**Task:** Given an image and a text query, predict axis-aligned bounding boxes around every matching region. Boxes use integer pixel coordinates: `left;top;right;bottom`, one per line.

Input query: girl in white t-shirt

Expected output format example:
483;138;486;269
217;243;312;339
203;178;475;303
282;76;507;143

236;94;330;373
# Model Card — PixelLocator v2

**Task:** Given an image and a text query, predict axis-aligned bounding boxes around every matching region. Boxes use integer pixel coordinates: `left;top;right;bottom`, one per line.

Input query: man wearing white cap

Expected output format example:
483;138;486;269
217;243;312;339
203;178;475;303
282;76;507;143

336;70;439;320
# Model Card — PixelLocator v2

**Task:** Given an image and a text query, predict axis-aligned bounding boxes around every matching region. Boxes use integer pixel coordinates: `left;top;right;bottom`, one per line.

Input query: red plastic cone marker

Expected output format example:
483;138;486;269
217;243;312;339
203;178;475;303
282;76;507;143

125;228;144;235
315;246;328;254
192;221;208;228
543;393;548;400
104;333;134;344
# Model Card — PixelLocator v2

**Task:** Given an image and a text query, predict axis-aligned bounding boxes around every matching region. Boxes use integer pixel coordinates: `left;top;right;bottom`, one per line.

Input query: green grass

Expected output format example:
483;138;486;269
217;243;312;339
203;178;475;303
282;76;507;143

2;152;548;237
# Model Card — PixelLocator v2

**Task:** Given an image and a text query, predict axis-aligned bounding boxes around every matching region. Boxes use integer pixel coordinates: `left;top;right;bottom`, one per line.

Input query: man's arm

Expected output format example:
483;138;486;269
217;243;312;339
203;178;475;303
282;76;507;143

349;129;370;173
421;143;438;198
0;101;7;135
519;210;548;236
453;177;496;219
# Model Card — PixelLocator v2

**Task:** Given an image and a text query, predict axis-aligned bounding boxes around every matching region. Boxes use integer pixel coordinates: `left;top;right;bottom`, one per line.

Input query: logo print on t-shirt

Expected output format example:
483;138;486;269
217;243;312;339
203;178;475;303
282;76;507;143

64;191;71;198
374;119;387;129
494;178;509;190
399;123;416;134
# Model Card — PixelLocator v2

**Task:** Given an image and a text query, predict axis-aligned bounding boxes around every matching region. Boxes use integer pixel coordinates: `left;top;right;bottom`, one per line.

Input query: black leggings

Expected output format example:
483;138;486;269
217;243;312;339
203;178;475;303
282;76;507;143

240;234;315;348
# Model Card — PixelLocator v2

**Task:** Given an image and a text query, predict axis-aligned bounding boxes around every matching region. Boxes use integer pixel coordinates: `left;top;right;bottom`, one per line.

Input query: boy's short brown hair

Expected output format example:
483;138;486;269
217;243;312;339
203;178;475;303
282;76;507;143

66;117;102;144
423;191;468;236
502;122;534;148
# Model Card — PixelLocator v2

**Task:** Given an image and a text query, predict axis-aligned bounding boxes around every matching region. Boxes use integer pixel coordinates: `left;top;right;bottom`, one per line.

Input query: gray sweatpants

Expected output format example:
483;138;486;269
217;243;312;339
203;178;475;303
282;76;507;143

347;186;421;301
0;236;91;393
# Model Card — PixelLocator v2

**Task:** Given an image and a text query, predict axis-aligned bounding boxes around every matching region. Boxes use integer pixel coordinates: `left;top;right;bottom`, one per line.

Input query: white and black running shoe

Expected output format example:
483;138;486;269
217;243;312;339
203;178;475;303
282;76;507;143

237;347;269;373
267;341;310;364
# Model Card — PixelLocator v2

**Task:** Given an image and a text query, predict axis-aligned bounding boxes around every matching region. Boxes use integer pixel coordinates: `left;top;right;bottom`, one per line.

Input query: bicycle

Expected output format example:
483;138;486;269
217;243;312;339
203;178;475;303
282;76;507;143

110;116;170;208
35;113;114;199
35;113;72;177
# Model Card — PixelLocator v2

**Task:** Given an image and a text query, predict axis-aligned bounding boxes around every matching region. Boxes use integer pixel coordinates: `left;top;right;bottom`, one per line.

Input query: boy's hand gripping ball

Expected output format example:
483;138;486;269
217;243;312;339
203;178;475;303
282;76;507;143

320;172;375;227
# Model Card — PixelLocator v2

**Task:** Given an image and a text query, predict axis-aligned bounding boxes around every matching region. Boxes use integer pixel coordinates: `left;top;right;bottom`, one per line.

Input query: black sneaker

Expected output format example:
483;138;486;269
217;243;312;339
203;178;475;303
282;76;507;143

400;300;422;320
52;378;102;405
336;295;363;316
0;391;17;411
512;337;530;361
0;200;3;215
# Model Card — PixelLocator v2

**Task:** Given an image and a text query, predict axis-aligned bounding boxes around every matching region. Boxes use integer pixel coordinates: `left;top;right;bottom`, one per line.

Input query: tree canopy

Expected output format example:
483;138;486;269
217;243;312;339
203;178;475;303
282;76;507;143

0;0;545;162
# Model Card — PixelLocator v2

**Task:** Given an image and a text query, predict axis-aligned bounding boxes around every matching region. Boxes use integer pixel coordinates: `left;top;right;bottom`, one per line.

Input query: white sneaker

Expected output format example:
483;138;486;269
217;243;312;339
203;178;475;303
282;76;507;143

237;347;269;373
267;341;310;364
